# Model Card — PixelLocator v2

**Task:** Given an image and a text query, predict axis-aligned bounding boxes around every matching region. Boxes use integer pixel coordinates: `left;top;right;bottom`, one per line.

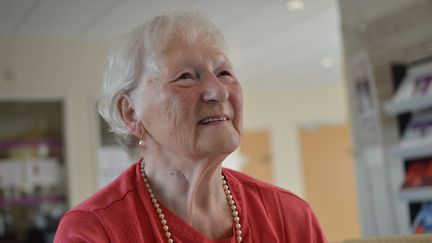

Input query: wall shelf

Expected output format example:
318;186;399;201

384;94;432;115
390;138;432;160
0;138;62;150
399;187;432;202
0;195;65;207
383;60;432;233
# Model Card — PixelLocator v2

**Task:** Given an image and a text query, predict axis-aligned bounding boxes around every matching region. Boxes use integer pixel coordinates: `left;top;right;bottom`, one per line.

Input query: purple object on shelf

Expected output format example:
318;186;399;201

411;120;432;129
413;73;432;95
0;138;63;150
0;195;66;207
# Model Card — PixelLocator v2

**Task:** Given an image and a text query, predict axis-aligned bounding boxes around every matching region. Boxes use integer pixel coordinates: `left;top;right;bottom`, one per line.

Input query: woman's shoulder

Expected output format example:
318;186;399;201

54;162;140;242
69;162;139;214
222;168;309;208
223;168;326;242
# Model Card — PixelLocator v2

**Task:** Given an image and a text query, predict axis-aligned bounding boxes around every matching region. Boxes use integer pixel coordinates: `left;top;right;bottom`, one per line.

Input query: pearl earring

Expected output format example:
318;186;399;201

138;140;145;147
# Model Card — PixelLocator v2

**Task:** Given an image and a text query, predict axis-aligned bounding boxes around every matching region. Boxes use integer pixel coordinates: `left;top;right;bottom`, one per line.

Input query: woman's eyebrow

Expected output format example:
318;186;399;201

173;55;228;70
213;55;228;69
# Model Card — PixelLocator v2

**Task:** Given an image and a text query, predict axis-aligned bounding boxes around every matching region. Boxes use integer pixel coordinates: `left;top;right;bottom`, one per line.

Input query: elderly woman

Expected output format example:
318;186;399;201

55;11;326;243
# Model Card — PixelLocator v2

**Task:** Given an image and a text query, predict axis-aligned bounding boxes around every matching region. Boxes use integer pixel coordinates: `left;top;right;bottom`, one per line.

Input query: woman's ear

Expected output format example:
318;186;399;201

117;95;141;137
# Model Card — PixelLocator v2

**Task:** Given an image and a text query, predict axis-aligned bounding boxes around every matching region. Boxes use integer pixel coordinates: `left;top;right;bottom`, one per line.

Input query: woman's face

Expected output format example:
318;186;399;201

132;36;243;160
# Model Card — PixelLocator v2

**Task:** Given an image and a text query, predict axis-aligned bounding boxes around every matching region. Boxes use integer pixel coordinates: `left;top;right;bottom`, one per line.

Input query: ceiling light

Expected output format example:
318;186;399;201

320;57;333;68
286;0;305;11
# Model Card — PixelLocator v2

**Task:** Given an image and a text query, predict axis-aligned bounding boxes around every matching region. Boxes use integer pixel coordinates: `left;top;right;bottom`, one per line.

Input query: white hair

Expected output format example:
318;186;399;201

98;10;228;156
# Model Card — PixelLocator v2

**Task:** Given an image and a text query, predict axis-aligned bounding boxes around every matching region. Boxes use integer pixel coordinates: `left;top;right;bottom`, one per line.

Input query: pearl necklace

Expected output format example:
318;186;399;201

140;161;243;242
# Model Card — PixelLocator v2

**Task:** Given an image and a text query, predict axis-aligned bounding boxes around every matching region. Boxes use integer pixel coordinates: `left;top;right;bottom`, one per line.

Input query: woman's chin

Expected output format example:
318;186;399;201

197;135;240;156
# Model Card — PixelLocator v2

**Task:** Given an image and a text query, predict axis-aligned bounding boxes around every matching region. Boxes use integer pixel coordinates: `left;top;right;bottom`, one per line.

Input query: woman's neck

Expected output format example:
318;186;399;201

140;147;232;235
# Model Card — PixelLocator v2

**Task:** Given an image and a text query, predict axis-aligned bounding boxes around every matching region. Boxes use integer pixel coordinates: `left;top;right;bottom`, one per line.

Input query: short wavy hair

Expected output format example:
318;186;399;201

98;10;228;157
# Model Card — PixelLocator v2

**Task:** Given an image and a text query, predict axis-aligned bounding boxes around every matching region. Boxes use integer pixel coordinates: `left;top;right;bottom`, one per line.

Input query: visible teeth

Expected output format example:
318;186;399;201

201;117;228;124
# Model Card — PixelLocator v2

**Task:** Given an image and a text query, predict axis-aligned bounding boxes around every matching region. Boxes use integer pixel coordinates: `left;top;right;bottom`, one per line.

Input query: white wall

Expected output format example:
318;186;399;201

0;38;347;204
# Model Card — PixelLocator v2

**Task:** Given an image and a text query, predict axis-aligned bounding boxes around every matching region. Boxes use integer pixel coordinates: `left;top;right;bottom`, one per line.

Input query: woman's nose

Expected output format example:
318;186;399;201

201;74;229;103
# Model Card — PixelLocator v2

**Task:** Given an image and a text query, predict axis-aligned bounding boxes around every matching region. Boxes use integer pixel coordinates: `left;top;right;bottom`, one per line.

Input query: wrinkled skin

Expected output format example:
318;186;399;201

133;38;243;161
119;34;243;240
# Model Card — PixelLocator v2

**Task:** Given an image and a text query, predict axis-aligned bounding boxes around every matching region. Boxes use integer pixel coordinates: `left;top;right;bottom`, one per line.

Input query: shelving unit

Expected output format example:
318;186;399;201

340;0;432;236
0;101;67;243
384;59;432;233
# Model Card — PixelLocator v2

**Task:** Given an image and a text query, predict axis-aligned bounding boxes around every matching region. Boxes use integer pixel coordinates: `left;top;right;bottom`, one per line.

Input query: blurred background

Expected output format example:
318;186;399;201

1;0;432;242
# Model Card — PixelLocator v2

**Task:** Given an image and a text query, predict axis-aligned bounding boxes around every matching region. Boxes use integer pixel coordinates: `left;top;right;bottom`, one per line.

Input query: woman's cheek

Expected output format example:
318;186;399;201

161;97;178;128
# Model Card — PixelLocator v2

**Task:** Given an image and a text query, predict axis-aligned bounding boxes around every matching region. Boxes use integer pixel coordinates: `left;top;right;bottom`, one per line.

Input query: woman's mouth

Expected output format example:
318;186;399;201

198;116;229;125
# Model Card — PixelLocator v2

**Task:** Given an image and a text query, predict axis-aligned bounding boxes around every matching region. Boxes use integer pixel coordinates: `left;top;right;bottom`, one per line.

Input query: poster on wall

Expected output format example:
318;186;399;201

350;51;381;143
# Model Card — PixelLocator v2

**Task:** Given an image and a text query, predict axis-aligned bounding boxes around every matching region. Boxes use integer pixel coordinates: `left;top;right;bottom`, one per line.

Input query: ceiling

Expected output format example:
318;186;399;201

0;0;416;86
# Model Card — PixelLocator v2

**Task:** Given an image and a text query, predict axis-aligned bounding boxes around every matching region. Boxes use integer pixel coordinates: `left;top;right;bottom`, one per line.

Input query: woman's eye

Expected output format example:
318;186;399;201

172;72;196;87
219;71;231;77
178;72;193;80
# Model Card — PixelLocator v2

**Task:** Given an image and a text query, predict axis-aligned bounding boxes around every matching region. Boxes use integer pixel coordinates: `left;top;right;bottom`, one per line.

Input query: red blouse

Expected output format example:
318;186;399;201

54;161;327;242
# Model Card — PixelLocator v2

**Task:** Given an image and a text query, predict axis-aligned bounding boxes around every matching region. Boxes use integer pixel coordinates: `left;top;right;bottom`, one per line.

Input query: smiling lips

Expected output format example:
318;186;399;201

198;116;229;125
